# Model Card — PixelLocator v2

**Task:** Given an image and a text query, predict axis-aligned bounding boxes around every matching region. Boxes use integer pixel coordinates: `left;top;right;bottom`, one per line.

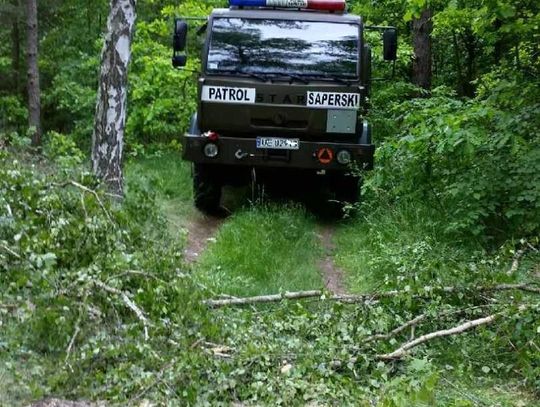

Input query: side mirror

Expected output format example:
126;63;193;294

173;19;188;52
383;28;398;61
172;55;187;68
172;19;188;68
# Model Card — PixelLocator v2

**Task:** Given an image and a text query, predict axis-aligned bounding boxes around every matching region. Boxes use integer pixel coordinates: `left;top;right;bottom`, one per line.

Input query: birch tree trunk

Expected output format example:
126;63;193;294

412;8;433;90
26;0;41;146
92;0;137;195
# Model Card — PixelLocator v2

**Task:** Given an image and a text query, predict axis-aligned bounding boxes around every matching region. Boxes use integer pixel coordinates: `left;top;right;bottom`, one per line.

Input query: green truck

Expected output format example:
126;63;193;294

173;0;397;214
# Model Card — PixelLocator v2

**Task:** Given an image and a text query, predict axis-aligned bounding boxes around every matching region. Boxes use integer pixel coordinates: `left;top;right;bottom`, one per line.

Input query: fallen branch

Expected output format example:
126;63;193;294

203;283;540;308
54;180;113;222
105;269;164;283
65;325;80;364
365;314;428;343
94;280;150;341
204;290;325;307
376;312;501;360
0;243;21;259
508;248;526;275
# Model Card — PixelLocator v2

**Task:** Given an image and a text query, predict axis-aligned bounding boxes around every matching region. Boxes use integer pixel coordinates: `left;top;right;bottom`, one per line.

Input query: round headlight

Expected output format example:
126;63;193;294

203;143;219;158
336;150;352;165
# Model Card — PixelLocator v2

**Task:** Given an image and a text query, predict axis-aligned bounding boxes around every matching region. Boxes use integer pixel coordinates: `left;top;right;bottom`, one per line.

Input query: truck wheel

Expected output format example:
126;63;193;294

327;174;361;217
193;164;222;214
335;174;360;205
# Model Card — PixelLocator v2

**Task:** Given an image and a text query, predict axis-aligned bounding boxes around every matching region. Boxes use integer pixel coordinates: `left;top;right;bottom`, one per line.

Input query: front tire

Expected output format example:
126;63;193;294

334;174;360;205
193;164;222;214
327;173;361;217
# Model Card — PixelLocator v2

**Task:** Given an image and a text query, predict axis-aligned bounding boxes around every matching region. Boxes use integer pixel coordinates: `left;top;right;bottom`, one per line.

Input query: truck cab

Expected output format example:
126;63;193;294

173;0;397;214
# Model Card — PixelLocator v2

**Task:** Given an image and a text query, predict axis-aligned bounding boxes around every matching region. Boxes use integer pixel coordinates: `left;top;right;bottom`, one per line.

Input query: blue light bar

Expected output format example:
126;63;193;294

229;0;346;11
230;0;267;6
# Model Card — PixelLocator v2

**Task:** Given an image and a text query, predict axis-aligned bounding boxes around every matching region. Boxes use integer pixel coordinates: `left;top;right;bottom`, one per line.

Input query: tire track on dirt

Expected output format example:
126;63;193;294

317;225;347;294
184;213;225;263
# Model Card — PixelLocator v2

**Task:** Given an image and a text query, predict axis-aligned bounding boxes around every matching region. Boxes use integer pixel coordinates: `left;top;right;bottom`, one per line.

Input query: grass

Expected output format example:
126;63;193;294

436;376;540;407
126;153;325;297
333;200;484;293
125;151;194;240
196;204;323;297
332;199;540;406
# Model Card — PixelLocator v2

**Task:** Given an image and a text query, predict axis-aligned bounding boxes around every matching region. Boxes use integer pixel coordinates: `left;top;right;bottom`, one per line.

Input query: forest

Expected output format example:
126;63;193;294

0;0;539;405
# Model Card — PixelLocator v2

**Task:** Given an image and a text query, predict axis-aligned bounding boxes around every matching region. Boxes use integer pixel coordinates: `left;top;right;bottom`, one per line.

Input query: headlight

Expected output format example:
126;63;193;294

203;143;219;158
336;150;351;165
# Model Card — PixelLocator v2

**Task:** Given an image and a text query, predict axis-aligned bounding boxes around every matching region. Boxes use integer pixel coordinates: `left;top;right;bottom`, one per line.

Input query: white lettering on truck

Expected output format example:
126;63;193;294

202;86;256;104
307;92;360;109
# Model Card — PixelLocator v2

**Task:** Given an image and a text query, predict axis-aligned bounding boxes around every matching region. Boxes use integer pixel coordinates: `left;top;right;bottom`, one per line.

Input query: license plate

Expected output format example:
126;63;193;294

256;137;300;150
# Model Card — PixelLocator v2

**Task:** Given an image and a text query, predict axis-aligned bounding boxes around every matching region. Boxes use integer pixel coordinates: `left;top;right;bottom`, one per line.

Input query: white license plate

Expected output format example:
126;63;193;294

256;137;300;150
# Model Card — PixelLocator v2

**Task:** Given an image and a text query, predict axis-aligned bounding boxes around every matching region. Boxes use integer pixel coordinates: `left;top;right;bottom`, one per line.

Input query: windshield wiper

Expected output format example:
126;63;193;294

264;72;310;84
300;74;355;86
211;69;268;82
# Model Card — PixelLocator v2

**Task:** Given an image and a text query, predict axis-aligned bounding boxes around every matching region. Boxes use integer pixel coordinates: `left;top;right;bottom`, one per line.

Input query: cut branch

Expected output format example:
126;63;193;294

55;180;114;222
204;290;324;307
508;248;525;275
377;313;500;360
65;324;80;364
94;280;149;341
203;283;540;308
0;243;21;259
365;314;428;343
377;313;501;360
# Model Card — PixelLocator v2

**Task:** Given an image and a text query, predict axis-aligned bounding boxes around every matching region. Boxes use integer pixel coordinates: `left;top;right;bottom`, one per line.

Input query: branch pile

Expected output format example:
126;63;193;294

204;282;539;361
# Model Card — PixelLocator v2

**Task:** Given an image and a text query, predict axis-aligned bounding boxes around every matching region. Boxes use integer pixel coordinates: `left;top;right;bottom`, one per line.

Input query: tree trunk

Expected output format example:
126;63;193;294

412;8;433;90
493;18;504;63
461;28;477;97
92;0;137;196
452;30;464;96
11;0;21;93
26;0;42;146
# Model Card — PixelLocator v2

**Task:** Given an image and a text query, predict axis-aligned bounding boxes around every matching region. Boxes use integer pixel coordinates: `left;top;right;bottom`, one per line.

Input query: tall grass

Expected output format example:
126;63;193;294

196;204;323;296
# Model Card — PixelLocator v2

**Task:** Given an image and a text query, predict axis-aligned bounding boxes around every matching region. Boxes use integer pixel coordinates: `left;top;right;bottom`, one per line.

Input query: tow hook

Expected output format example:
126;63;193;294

235;149;249;160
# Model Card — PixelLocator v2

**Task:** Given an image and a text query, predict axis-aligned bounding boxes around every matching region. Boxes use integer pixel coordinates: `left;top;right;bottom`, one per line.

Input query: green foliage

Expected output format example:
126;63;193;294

0;95;27;133
1;0;540;404
367;75;540;239
0;150;211;404
43;131;86;169
127;19;198;144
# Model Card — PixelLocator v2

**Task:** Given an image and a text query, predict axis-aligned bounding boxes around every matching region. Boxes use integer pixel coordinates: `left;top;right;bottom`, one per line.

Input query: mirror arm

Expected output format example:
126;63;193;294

197;22;209;35
175;16;208;21
364;25;396;32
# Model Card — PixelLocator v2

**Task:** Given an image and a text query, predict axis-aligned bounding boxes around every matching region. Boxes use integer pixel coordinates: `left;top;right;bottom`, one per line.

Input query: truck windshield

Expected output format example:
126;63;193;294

207;18;359;79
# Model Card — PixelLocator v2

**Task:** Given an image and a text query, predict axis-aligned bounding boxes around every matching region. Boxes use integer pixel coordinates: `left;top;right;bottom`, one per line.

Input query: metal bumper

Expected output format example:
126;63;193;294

182;134;375;171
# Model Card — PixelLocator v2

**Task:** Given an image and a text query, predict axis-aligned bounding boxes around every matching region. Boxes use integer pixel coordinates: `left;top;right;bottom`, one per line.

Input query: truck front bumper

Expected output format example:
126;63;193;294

182;134;375;171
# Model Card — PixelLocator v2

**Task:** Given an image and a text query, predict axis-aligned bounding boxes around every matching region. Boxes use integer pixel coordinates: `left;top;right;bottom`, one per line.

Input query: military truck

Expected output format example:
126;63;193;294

172;0;397;214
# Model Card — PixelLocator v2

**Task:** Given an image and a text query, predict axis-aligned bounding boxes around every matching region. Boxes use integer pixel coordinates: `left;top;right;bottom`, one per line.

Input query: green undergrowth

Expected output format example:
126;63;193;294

1;143;538;405
196;204;323;297
207;298;540;406
0;148;215;405
126;150;195;237
334;200;485;294
333;198;540;405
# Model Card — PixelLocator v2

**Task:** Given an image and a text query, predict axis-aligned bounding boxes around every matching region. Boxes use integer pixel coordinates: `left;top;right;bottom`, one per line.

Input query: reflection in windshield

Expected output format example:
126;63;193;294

207;18;359;78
